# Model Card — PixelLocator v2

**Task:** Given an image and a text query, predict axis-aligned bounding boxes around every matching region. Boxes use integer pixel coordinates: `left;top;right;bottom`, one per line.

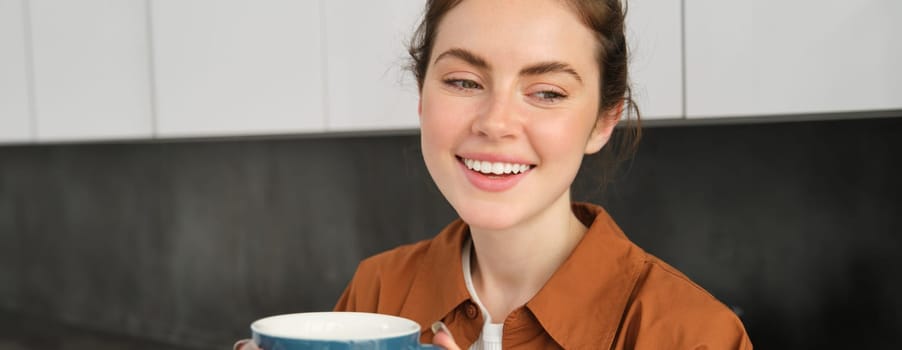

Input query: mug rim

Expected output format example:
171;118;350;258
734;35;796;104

251;311;421;341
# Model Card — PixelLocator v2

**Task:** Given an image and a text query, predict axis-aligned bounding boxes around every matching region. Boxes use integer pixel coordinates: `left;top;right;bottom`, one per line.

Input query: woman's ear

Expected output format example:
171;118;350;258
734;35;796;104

584;101;624;154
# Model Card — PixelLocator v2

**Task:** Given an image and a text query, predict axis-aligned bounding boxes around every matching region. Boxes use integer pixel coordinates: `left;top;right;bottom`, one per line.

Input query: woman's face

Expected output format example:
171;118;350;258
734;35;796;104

419;0;616;230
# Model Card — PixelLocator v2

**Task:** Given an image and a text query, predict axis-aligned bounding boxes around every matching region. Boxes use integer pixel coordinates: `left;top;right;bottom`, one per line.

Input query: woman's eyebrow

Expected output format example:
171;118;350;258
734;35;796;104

433;48;491;70
433;49;582;84
520;61;583;84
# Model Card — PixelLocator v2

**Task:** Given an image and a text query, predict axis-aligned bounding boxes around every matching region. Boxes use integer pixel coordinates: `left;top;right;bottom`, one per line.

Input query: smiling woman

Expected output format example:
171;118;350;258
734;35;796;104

236;0;751;349
418;0;613;234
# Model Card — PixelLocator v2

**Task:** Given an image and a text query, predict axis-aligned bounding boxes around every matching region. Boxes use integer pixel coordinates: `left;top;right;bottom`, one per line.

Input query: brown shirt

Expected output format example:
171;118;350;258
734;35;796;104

334;203;753;349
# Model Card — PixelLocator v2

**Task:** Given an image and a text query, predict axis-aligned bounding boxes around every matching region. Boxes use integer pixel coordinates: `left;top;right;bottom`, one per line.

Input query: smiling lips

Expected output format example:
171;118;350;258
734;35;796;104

462;157;533;175
458;156;534;192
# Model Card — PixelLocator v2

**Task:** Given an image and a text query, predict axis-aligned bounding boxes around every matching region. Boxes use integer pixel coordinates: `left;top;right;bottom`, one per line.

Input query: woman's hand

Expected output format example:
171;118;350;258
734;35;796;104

233;339;260;350
431;322;461;350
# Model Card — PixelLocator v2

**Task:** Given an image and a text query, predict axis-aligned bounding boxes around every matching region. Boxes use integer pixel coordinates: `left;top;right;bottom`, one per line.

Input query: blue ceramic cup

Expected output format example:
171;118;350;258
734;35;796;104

251;312;439;350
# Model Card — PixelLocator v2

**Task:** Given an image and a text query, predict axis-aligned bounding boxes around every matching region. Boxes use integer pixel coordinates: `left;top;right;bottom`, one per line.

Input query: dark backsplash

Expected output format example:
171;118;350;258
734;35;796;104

1;116;900;349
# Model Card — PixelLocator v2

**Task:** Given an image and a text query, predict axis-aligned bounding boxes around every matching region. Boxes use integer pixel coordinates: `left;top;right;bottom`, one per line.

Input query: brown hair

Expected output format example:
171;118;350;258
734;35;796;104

408;0;642;189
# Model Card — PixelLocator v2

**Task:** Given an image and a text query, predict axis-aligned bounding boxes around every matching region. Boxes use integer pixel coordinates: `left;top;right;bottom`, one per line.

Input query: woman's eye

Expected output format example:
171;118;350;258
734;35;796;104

532;90;567;102
443;79;482;90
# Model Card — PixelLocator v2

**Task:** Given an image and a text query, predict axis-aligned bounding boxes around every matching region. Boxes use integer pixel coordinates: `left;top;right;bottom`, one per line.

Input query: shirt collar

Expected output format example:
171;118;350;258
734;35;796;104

526;203;647;348
401;203;646;348
399;219;474;336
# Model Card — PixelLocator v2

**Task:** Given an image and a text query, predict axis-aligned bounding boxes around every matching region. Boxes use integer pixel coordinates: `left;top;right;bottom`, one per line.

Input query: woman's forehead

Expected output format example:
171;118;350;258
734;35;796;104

431;0;598;71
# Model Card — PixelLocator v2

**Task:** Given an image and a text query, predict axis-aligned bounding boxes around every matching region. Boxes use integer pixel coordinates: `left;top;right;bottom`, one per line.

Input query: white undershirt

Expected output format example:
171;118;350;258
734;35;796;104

462;239;503;350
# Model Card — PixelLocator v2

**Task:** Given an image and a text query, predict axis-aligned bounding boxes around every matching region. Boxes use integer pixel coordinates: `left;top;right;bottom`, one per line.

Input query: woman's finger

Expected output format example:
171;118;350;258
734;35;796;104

233;339;261;350
431;321;461;350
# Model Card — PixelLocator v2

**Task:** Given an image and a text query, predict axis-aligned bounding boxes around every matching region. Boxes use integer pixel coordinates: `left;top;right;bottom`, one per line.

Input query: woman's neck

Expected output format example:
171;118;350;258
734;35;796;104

468;197;588;323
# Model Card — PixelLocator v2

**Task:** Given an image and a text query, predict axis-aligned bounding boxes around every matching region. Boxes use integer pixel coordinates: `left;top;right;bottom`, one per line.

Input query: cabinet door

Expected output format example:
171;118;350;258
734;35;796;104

686;0;902;119
323;0;422;132
627;0;684;120
0;0;32;143
152;0;325;138
29;0;153;141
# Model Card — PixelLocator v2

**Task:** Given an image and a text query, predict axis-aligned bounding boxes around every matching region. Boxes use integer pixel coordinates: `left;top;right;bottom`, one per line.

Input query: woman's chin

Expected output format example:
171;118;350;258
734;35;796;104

455;206;524;232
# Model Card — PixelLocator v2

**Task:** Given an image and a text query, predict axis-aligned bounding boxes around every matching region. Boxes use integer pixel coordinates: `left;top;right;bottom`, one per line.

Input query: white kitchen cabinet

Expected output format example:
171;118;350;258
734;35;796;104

626;0;684;120
0;0;32;143
685;0;902;119
152;0;325;138
323;0;423;132
29;0;153;141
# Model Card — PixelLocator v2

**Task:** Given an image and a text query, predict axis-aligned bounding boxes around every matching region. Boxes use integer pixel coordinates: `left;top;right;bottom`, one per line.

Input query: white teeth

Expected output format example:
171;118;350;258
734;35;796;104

462;158;532;175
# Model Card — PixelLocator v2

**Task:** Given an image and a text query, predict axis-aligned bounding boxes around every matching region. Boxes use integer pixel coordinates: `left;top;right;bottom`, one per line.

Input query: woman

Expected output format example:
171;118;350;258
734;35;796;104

241;0;752;348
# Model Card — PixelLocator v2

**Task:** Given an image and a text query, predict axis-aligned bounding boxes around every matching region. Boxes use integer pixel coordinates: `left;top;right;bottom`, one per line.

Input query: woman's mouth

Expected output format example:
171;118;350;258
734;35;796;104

456;156;534;192
460;157;533;175
458;158;532;175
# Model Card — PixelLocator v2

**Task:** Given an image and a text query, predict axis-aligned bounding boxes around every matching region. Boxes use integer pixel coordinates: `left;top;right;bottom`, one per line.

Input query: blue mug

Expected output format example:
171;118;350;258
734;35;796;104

251;312;439;350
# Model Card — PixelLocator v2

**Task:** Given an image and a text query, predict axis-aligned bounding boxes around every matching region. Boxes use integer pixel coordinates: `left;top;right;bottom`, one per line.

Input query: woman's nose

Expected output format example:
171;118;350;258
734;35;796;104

471;93;521;140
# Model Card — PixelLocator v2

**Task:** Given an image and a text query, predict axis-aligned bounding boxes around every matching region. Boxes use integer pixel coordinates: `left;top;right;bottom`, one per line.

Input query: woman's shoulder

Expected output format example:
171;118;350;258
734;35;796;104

334;239;435;313
357;219;468;273
622;254;752;348
638;255;722;305
356;238;436;278
334;219;469;313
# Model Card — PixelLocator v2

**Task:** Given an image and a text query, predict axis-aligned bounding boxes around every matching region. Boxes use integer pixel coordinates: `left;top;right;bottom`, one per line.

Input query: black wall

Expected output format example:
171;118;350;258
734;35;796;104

1;116;900;349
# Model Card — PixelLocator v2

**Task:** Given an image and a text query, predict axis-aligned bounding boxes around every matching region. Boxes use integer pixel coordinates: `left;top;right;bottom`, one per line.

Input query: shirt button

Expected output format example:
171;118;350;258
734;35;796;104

464;302;479;319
